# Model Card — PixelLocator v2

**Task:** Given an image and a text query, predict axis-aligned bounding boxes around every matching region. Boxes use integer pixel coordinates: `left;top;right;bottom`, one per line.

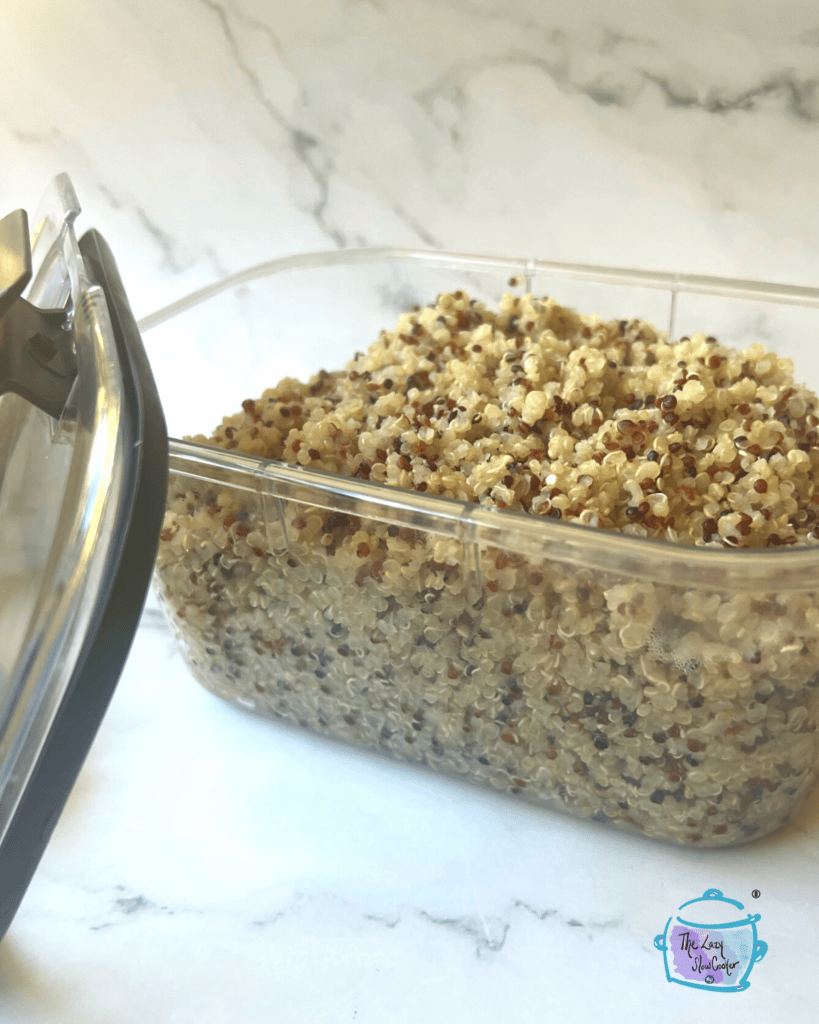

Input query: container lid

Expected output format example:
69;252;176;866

0;175;168;940
676;889;757;928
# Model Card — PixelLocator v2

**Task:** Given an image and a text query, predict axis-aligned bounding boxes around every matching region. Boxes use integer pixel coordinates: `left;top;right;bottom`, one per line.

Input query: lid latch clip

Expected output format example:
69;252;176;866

0;208;78;419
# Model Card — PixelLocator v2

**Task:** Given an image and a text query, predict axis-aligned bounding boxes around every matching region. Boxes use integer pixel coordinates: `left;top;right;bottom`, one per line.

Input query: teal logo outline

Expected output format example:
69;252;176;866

654;888;767;992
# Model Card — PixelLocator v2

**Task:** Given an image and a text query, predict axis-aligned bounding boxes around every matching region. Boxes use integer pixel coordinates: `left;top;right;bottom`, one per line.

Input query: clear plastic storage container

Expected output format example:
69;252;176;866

143;251;819;848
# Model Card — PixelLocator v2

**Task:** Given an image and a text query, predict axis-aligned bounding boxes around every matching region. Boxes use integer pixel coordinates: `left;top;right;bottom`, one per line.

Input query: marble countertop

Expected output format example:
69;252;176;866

2;1;819;1020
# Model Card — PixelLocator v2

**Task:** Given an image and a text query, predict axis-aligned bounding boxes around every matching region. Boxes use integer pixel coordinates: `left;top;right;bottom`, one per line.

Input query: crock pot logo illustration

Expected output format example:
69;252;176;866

654;889;767;991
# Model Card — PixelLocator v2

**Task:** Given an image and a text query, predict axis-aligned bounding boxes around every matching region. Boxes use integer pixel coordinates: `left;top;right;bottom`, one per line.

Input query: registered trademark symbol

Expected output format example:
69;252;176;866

752;889;761;898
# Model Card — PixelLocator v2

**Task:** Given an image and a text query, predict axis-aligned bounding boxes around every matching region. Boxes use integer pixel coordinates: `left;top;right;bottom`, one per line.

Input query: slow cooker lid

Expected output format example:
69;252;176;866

0;175;168;941
676;888;754;927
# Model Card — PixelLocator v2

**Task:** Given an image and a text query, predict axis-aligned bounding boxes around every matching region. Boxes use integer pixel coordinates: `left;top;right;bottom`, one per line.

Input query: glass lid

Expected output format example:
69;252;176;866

0;175;168;941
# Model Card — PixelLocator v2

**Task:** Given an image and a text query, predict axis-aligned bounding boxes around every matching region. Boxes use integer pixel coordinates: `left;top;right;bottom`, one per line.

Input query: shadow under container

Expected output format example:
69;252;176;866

143;250;819;848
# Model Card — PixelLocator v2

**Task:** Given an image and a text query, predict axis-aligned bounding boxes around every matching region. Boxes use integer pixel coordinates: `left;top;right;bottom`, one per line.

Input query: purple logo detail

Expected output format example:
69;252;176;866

654;888;767;992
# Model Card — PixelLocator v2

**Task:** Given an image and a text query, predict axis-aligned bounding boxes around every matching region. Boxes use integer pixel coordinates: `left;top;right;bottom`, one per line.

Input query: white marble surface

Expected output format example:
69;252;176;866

3;0;819;1020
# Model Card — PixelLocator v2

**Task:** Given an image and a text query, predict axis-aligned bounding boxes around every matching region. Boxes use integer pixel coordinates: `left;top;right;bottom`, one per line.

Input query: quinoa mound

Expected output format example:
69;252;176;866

196;291;819;548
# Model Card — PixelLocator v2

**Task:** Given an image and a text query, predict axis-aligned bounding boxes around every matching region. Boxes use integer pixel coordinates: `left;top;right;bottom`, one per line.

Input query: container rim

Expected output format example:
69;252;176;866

137;246;819;332
167;437;819;593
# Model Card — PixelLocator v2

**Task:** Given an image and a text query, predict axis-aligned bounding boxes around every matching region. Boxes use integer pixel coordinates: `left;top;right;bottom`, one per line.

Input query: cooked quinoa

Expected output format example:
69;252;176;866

155;291;819;846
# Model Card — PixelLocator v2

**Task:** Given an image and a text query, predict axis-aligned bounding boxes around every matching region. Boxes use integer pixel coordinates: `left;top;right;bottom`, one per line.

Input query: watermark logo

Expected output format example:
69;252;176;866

654;888;767;992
